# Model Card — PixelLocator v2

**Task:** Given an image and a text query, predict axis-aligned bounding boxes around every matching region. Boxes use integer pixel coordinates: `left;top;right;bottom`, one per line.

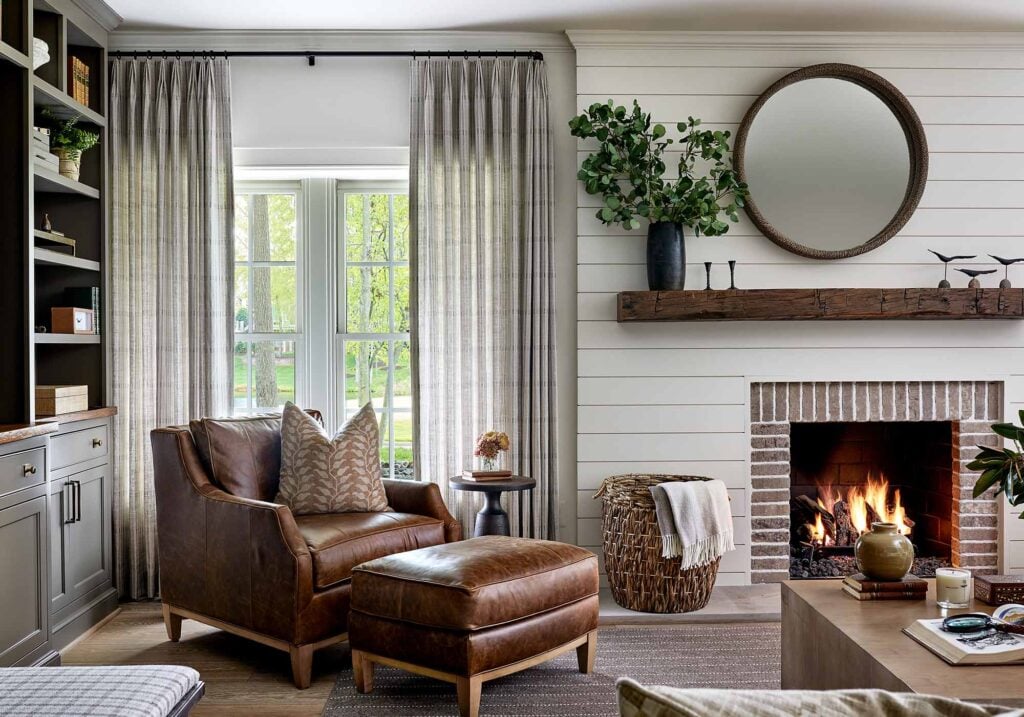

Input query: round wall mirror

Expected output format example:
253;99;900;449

735;64;928;259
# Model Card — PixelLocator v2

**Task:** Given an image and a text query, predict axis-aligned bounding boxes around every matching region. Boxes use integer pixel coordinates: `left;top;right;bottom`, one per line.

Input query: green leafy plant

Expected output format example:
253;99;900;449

40;109;100;153
568;99;747;235
967;412;1024;516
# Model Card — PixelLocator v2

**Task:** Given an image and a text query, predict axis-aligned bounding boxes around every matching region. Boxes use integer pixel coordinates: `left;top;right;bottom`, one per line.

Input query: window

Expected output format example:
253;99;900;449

233;184;302;412
339;185;411;478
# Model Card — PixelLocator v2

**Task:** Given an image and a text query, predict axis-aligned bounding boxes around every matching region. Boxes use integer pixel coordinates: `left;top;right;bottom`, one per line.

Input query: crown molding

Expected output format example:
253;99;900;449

70;0;122;32
109;29;573;53
566;30;1024;51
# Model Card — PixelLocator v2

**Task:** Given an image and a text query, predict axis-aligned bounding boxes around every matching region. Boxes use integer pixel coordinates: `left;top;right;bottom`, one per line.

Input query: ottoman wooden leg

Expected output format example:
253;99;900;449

352;649;374;693
577;630;597;674
289;644;314;689
162;604;182;642
456;675;481;717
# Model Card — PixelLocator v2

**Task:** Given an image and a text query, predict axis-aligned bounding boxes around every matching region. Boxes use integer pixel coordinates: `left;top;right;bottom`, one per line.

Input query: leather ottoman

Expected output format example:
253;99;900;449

349;536;600;717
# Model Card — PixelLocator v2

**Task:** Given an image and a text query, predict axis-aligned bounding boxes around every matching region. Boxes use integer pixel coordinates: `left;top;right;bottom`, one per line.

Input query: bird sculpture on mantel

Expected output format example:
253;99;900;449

956;267;998;288
989;255;1024;288
929;250;977;288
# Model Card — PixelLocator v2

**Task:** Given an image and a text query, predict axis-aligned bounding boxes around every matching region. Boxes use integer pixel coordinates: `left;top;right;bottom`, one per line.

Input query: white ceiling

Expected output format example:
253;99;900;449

107;0;1024;32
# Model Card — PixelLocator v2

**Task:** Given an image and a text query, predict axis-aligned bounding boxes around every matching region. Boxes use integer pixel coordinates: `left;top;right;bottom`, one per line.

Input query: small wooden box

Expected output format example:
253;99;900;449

35;384;88;417
974;574;1024;605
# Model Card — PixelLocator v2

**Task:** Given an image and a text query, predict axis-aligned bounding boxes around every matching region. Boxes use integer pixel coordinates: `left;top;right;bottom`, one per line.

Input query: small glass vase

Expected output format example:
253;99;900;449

480;456;497;472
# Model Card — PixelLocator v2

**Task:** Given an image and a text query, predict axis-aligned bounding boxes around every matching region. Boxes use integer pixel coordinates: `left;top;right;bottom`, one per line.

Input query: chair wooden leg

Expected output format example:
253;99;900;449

162;604;182;642
351;649;374;693
576;630;597;674
289;644;314;689
456;675;482;717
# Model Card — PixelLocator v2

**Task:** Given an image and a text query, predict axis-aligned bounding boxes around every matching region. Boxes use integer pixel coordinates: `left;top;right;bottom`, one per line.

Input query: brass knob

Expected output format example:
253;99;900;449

92;438;103;448
23;464;37;476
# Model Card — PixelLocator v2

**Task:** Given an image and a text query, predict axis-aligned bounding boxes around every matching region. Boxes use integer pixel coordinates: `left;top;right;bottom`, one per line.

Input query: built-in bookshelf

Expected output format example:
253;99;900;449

0;0;109;422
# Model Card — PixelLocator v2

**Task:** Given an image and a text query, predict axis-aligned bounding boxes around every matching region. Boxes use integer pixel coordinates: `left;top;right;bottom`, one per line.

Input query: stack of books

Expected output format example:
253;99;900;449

32;127;58;171
461;469;512;481
69;56;90;106
842;572;927;600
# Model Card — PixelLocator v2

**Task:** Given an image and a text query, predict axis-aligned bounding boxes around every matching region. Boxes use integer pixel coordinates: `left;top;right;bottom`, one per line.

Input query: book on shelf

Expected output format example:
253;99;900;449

64;287;100;335
461;469;513;481
904;605;1024;665
69;56;90;106
844;573;928;593
842;585;925;601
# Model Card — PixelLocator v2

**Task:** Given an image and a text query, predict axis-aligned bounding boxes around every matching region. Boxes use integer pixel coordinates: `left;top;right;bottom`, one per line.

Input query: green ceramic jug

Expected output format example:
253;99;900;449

854;522;914;581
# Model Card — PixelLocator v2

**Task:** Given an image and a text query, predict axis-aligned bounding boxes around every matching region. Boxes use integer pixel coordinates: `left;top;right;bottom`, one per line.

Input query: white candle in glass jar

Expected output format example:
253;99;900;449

935;568;972;608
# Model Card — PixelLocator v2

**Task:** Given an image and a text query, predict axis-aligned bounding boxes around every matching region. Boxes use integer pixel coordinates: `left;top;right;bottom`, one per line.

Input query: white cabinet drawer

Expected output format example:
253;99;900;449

0;448;45;498
51;425;108;470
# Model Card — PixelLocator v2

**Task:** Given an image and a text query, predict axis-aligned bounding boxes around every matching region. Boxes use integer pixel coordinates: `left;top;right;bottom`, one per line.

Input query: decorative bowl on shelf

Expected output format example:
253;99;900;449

33;38;51;70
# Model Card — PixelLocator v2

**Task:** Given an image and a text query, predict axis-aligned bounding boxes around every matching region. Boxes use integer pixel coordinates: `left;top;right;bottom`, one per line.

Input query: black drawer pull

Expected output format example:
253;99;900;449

23;463;37;477
92;438;103;448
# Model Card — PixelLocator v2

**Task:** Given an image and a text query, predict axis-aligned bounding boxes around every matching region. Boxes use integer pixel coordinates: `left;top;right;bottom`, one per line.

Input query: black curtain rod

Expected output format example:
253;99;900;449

108;49;544;65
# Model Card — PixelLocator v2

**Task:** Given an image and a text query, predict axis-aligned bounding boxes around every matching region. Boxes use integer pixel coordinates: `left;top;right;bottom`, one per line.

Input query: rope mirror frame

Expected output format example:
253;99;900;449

733;63;929;260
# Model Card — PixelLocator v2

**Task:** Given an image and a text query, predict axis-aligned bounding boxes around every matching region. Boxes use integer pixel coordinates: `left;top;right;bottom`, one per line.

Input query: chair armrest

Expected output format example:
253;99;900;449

382;478;462;542
150;427;314;640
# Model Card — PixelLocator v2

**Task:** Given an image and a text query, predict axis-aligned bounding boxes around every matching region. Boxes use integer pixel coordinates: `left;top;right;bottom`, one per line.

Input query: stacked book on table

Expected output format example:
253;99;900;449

842;573;927;601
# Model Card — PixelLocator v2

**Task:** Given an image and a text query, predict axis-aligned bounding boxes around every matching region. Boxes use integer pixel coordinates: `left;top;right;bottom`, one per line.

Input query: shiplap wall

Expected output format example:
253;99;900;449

569;31;1024;585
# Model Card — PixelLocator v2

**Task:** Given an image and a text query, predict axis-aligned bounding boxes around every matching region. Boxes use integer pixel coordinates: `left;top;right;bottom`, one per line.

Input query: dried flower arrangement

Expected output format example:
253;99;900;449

474;431;510;471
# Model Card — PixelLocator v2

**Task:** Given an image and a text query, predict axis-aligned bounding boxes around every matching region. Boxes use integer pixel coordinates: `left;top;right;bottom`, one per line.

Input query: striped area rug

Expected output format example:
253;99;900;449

323;623;781;716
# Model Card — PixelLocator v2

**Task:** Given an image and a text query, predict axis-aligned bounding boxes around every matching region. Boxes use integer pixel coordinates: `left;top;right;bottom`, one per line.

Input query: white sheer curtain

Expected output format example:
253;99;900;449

409;57;557;539
108;58;234;598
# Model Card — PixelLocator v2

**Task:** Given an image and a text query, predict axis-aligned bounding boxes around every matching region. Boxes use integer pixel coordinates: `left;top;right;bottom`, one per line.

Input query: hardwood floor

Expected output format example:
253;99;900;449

62;602;349;716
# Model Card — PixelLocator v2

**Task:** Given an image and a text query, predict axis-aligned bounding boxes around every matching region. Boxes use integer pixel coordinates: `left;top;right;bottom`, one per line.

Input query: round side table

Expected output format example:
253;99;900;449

449;475;536;537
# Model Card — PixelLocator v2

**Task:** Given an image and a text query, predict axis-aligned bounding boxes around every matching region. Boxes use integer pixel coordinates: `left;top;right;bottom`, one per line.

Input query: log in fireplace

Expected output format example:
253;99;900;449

789;421;953;579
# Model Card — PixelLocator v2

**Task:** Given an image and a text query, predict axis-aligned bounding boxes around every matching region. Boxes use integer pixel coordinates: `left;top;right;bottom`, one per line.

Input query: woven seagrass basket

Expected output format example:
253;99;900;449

595;474;720;614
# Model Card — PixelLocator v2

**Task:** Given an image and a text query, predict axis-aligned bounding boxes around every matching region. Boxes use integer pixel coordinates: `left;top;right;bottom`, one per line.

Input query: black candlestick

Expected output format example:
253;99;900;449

728;260;737;290
704;262;712;290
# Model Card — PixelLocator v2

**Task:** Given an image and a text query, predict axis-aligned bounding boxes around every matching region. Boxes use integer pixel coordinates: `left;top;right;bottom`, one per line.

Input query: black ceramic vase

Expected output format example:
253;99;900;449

646;221;686;290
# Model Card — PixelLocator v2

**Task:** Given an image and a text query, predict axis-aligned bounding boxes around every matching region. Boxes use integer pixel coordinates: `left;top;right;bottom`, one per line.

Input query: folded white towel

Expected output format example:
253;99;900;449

650;479;734;569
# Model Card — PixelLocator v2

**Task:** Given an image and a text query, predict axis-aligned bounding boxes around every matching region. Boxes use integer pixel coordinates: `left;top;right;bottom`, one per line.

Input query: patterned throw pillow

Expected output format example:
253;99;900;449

275;402;390;515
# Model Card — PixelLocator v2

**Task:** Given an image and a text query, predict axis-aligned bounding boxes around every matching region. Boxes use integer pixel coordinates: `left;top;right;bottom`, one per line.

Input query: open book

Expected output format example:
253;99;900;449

903;604;1024;665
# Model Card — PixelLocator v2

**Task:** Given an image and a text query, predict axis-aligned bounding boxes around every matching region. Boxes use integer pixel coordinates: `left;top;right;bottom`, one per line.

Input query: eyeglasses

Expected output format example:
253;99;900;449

941;613;1024;640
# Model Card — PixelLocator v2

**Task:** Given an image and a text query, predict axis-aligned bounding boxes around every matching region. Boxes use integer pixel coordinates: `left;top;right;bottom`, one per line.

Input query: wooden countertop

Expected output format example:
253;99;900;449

0;406;117;445
0;423;59;445
35;406;118;424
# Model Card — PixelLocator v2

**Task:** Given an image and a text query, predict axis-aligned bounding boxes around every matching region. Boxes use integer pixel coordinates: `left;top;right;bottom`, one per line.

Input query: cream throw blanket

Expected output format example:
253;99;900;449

617;679;1024;717
649;480;734;569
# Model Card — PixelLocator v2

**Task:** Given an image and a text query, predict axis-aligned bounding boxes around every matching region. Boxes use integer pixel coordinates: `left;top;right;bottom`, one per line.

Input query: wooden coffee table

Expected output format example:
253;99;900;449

783;580;1024;706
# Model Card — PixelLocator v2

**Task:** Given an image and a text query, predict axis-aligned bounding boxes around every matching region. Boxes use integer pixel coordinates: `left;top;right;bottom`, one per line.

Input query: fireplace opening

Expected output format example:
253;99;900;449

788;421;954;579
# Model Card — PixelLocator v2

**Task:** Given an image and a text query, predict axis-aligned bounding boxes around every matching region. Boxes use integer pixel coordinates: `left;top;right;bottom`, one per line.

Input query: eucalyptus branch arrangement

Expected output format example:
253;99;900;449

968;412;1024;517
569;100;748;235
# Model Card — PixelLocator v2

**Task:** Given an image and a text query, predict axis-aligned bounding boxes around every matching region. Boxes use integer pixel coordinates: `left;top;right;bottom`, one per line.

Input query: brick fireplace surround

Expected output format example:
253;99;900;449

749;381;1001;583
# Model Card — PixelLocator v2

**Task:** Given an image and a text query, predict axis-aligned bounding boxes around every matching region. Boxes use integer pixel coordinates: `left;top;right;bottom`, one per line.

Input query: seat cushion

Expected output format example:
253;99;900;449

351;536;599;631
0;665;201;717
296;512;446;590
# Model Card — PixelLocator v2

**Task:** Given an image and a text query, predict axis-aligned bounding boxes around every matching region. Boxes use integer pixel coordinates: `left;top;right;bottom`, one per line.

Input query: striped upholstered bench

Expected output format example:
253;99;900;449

0;665;204;717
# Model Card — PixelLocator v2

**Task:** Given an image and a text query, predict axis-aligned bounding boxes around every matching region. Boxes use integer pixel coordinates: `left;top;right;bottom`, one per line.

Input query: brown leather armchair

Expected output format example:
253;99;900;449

150;413;460;688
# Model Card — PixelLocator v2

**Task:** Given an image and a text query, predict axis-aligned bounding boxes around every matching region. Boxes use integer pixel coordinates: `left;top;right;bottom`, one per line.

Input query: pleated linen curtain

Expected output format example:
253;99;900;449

108;58;234;599
410;57;557;539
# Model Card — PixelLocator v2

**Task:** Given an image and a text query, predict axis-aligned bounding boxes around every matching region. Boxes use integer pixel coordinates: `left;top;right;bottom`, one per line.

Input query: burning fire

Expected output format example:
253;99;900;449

806;473;912;546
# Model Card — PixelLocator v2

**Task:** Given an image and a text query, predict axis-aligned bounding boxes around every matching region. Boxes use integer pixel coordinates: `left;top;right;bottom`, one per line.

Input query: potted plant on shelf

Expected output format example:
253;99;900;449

968;412;1024;515
569;100;747;290
41;110;100;182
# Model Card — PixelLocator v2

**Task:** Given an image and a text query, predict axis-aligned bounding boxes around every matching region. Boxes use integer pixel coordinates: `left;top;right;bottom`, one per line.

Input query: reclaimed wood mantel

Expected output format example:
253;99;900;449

617;288;1024;322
